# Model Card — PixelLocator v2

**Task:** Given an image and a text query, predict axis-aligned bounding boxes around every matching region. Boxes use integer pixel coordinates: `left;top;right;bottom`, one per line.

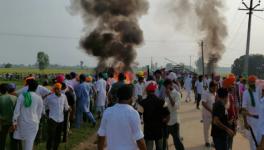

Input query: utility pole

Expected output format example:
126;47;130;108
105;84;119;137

189;55;192;71
201;41;205;77
239;0;264;77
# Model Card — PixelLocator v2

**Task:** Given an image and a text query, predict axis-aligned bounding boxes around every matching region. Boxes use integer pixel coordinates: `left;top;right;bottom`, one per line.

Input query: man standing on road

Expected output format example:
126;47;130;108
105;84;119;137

211;88;235;150
163;79;185;150
242;75;261;150
195;75;204;109
97;84;147;150
201;81;217;147
138;82;170;150
184;75;193;103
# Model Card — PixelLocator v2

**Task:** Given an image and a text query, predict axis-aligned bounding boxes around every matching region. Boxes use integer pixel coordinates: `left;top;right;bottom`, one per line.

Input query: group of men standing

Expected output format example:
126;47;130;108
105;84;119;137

97;70;185;150
183;73;264;150
0;71;110;150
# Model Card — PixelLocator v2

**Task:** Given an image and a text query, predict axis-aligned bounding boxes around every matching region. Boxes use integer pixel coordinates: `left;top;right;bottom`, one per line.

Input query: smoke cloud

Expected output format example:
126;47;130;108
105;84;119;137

169;0;227;74
70;0;149;71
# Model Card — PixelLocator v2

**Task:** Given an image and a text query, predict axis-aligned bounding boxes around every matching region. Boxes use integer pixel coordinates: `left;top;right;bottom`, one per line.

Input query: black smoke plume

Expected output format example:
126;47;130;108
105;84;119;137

70;0;149;71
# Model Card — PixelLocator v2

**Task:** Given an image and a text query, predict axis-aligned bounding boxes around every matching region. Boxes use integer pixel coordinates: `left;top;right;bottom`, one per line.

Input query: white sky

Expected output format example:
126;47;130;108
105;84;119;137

0;0;264;68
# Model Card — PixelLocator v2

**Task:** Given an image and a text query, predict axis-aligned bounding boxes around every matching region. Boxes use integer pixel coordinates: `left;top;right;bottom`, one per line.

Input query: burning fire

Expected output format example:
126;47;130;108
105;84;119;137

113;71;134;84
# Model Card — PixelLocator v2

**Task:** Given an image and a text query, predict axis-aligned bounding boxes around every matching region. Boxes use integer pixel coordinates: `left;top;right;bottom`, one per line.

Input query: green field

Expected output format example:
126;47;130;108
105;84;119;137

0;68;93;74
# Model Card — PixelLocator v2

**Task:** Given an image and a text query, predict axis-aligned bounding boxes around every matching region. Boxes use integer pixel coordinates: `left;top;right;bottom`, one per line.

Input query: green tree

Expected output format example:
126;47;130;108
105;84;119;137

4;63;12;68
37;51;49;70
231;54;264;78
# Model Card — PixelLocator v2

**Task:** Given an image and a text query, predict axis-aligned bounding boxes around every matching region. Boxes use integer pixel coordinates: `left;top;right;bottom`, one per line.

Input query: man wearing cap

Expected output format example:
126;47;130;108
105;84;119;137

138;82;170;150
45;83;70;150
12;79;43;150
242;75;261;150
75;74;96;128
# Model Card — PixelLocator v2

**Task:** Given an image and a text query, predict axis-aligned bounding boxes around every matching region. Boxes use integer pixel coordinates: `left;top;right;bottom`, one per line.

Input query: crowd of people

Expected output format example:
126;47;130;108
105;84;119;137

1;69;264;150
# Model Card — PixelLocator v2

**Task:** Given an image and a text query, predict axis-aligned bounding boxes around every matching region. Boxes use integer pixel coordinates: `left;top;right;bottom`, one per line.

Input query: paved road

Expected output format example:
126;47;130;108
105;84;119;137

167;92;250;150
75;92;251;150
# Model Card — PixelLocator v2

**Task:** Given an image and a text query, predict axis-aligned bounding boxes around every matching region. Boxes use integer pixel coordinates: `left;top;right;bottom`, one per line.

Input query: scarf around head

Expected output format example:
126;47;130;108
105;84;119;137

23;92;32;108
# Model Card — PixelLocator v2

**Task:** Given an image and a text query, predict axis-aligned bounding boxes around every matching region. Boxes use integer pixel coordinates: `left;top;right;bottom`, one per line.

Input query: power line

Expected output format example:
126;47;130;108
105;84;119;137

0;32;80;40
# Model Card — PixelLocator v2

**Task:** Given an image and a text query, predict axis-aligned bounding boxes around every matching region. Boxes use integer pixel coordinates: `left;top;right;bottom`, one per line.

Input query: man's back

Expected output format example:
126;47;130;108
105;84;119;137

98;104;143;150
139;94;166;140
0;94;17;125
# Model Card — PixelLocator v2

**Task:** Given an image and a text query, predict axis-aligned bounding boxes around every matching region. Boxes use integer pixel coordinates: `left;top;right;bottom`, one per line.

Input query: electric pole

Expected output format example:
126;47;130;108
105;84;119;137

189;55;192;71
239;0;264;77
201;41;205;77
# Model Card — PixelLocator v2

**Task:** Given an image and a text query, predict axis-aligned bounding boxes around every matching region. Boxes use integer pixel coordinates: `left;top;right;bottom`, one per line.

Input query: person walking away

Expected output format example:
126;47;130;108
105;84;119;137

97;84;147;150
109;73;126;107
12;79;43;150
163;79;185;150
201;81;217;147
242;75;261;150
211;88;235;150
75;74;96;128
184;75;192;102
195;75;204;109
0;83;19;150
95;73;107;120
45;83;70;150
138;83;170;150
223;76;239;150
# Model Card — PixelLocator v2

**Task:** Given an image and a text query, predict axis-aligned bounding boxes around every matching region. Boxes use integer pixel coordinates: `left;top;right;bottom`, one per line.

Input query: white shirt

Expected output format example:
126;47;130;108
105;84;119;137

257;97;264;143
13;92;43;125
201;91;216;118
95;79;107;107
165;89;180;125
134;82;145;97
98;104;144;150
195;81;204;94
242;88;261;128
184;77;192;91
45;93;69;123
13;92;43;140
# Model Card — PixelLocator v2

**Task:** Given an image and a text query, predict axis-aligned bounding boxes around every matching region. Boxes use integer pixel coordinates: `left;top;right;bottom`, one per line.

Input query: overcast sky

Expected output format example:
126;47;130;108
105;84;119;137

0;0;264;68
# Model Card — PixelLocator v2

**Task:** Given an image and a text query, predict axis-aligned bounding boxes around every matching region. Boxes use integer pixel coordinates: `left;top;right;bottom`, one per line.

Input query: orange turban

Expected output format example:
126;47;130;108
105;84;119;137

86;76;93;82
54;83;62;90
248;75;257;83
223;78;235;88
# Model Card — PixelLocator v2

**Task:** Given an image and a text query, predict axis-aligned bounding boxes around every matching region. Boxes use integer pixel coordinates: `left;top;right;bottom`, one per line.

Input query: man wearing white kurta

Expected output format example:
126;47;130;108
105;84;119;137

95;73;107;119
184;75;193;102
242;76;261;150
201;81;217;147
12;80;43;150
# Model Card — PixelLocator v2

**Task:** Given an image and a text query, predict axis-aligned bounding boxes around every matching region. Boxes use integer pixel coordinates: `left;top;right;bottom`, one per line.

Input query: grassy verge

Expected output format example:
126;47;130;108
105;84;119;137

36;124;98;150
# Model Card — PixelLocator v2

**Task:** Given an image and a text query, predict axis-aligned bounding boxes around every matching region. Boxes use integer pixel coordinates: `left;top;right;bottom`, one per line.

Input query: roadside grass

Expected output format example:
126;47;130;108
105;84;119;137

36;124;98;150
